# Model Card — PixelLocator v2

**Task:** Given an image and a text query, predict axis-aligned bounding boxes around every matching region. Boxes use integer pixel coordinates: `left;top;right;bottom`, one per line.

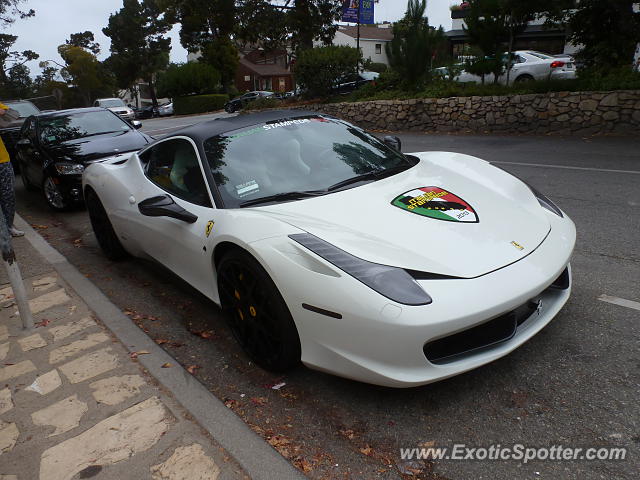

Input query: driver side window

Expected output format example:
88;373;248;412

143;138;212;208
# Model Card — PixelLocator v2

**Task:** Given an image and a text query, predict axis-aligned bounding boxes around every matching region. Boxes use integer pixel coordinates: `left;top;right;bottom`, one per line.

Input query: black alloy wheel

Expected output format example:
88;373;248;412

217;249;301;372
85;190;129;261
42;175;69;211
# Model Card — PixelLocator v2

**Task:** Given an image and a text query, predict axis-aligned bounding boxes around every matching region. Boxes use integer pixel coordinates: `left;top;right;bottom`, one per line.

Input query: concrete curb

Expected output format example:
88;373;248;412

15;214;305;480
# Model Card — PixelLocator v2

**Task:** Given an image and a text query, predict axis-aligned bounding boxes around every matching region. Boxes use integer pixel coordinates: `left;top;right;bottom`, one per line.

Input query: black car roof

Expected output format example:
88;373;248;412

167;109;319;142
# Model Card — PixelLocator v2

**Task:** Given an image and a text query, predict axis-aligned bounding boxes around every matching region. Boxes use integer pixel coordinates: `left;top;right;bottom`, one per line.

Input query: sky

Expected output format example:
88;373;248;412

7;0;453;78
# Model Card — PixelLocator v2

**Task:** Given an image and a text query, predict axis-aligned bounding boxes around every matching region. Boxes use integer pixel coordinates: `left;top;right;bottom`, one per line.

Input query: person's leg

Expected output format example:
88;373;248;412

0;162;21;236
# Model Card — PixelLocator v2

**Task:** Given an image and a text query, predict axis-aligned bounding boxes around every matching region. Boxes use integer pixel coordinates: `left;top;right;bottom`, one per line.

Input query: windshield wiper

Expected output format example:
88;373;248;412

327;164;412;192
239;190;327;208
82;130;124;138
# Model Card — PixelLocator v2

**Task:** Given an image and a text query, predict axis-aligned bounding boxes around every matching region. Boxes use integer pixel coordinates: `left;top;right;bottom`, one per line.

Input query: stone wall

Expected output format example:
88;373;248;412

291;90;640;135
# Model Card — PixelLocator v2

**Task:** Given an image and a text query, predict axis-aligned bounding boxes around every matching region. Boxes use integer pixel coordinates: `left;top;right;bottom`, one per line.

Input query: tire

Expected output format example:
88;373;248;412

515;74;534;83
217;249;301;372
85;190;129;261
225;104;235;113
42;175;69;211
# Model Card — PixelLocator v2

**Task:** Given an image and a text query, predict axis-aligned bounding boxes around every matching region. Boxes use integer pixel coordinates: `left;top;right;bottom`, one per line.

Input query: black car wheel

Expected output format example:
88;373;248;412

225;104;235;113
515;74;534;83
42;176;69;211
217;249;301;372
85;190;129;261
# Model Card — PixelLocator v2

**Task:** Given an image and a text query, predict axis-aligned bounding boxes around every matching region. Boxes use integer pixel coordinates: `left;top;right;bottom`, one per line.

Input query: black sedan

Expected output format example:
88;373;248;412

17;108;152;210
224;91;275;113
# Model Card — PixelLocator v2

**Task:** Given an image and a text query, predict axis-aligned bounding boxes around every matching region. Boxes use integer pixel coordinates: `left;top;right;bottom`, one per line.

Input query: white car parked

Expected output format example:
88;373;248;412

453;51;576;85
93;98;136;121
83;111;575;387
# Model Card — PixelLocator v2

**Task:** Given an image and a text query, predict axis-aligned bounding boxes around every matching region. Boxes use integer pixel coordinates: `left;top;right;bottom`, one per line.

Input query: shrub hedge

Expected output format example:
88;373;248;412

174;94;229;115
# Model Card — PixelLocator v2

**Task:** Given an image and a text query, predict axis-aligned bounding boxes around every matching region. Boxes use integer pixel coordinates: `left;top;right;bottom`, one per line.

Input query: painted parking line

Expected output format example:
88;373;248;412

492;161;640;175
598;295;640;311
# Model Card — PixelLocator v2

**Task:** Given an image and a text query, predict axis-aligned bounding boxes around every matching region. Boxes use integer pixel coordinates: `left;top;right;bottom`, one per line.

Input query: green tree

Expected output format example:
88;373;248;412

284;0;341;52
565;0;640;70
3;62;32;97
386;0;446;89
103;0;173;107
67;31;101;55
156;62;220;97
0;0;34;28
295;45;361;97
0;33;37;84
160;0;238;91
57;44;113;106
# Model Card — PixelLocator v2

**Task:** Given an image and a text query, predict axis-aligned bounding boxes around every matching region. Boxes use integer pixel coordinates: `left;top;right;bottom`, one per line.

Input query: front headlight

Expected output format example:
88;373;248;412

528;184;563;218
55;163;85;175
289;233;432;306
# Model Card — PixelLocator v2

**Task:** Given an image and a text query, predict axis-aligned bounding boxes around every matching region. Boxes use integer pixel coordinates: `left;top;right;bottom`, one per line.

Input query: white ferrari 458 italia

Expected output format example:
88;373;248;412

83;110;576;387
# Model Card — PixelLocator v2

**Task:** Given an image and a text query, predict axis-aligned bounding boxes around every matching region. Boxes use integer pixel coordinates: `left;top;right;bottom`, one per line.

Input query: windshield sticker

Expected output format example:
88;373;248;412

263;118;310;131
205;221;215;238
229;126;264;140
392;187;479;223
236;180;260;197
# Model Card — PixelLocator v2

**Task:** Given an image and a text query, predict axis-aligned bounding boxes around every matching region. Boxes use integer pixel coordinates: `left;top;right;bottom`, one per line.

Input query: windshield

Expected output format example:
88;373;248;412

6;101;40;117
203;115;411;208
98;99;126;108
39;110;131;144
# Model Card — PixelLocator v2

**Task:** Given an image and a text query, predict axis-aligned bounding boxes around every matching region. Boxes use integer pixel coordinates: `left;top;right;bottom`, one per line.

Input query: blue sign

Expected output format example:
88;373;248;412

341;0;375;25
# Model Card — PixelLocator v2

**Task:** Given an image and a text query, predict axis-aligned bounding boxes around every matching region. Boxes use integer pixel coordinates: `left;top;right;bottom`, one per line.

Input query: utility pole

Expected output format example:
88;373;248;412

356;0;362;73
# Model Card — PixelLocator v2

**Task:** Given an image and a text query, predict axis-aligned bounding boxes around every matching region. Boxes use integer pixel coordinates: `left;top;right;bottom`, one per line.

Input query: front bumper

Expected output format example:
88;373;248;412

252;212;576;387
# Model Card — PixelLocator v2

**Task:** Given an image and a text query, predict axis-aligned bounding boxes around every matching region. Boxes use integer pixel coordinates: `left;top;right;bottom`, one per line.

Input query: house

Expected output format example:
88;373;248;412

332;24;394;66
234;49;294;93
446;4;577;57
189;47;295;93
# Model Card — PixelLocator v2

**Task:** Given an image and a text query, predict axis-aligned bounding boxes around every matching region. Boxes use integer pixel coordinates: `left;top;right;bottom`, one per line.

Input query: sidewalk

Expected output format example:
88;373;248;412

0;236;249;480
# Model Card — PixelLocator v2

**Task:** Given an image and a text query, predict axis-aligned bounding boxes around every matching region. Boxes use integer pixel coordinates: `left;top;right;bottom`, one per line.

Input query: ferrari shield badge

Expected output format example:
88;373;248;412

391;187;479;223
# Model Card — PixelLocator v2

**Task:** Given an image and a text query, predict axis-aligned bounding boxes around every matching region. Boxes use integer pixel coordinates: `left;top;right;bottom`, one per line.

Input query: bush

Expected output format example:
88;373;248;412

174;94;229;115
295;45;361;98
245;96;282;111
157;62;221;98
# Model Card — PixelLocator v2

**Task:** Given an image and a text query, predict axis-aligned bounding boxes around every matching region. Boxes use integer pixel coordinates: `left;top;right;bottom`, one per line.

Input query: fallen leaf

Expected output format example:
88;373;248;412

135;350;150;355
360;445;373;456
35;318;51;328
295;458;314;473
161;362;172;368
250;396;268;406
187;364;200;374
155;339;169;345
31;224;48;230
129;352;138;359
190;329;216;339
339;429;356;440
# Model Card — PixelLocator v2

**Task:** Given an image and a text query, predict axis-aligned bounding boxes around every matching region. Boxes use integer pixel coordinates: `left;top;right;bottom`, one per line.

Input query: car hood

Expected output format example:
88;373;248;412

45;130;150;164
256;152;552;278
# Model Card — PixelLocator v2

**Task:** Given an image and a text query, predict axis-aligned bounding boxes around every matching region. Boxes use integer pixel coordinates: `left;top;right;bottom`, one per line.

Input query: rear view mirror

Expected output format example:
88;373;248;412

383;135;402;152
131;120;142;129
138;194;198;223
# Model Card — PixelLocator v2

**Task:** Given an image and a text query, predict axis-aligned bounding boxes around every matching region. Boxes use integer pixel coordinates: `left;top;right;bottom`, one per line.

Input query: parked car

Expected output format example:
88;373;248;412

134;104;159;119
449;51;576;85
224;91;274;113
335;70;380;94
93;98;135;121
17;108;151;210
157;102;174;117
0;99;41;168
83;110;575;387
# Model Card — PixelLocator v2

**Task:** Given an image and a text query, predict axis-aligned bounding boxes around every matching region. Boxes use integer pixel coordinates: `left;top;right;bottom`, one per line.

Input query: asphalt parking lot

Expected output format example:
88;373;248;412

14;112;640;479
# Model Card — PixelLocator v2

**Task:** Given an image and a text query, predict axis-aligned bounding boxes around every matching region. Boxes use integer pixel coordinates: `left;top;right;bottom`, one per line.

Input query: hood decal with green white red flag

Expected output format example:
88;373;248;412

391;187;479;223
